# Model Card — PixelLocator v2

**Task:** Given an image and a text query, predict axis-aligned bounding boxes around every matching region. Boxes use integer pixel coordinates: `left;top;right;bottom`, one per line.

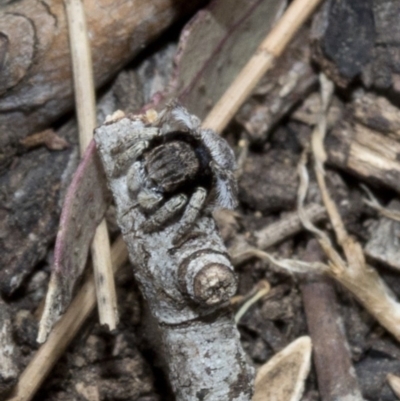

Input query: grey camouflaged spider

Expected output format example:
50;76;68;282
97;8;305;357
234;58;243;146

109;103;238;243
95;105;254;401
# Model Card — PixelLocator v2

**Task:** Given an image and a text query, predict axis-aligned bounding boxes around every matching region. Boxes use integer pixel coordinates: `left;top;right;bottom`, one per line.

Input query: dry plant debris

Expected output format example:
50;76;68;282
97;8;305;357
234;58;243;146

95;105;254;400
253;336;312;401
32;3;324;396
0;0;203;170
10;0;400;400
365;199;400;271
387;374;400;399
300;240;363;401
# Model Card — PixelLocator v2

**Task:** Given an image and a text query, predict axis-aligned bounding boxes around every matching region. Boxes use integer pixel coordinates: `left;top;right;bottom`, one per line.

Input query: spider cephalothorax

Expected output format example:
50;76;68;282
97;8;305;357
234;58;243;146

109;104;237;241
142;131;213;196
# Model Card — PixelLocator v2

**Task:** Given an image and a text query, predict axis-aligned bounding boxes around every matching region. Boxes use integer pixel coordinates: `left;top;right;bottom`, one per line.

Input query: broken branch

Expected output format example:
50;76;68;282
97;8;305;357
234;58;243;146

203;0;323;133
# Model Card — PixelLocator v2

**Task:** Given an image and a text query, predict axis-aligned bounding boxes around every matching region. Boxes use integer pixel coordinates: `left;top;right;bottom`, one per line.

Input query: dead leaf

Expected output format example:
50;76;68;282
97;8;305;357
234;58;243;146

253;336;312;401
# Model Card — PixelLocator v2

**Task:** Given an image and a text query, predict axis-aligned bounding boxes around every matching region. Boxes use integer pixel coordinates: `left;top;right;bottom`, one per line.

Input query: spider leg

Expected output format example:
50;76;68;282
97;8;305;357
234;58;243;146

157;102;201;134
113;141;150;177
172;187;207;244
137;188;163;211
127;161;145;195
110;127;159;155
140;193;187;233
111;128;160;177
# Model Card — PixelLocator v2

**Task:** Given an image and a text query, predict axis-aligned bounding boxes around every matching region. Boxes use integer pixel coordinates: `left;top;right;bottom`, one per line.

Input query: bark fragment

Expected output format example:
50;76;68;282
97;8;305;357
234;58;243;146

161;0;287;119
0;0;203;170
365;200;400;271
326;120;400;194
235;27;317;142
0;134;77;296
38;142;110;342
311;0;400;91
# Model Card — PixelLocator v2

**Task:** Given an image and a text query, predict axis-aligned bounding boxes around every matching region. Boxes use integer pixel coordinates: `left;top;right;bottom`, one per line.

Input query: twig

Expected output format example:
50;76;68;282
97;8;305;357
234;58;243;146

8;237;128;401
229;203;326;266
255;203;326;250
202;0;322;133
361;184;400;222
300;240;363;401
234;280;270;323
387;374;400;398
65;0;118;329
302;74;400;342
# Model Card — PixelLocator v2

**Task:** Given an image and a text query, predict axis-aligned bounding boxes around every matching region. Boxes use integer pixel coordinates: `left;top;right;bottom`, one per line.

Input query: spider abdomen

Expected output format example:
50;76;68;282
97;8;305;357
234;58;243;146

145;141;201;193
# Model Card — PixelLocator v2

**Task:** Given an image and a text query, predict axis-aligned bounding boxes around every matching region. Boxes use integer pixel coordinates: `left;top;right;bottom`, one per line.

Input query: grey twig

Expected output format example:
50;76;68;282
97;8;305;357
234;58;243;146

95;106;254;401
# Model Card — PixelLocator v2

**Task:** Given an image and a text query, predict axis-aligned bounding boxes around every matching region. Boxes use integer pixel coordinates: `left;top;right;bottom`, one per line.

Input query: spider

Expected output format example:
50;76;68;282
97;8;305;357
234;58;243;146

109;104;238;243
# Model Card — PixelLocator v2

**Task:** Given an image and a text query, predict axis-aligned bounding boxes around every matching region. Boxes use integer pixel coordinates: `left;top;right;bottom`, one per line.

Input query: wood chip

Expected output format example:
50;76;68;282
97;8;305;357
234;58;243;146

253;336;312;401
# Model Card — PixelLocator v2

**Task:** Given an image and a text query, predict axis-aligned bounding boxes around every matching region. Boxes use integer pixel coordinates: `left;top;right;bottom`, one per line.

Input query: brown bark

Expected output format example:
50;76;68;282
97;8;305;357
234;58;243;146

0;0;203;170
326;120;400;194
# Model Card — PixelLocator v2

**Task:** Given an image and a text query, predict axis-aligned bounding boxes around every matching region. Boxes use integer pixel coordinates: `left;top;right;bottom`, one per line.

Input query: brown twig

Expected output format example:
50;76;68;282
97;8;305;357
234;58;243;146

202;0;322;133
234;280;271;323
65;0;118;330
387;374;400;398
229;203;326;266
300;240;363;401
302;74;400;342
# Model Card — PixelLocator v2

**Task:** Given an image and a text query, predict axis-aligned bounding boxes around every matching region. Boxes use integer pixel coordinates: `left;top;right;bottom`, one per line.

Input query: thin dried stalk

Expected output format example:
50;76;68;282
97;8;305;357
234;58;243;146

361;184;400;222
230;203;326;266
301;74;400;342
202;0;323;133
236;247;328;275
387;374;400;398
65;0;118;330
8;237;128;401
235;280;271;323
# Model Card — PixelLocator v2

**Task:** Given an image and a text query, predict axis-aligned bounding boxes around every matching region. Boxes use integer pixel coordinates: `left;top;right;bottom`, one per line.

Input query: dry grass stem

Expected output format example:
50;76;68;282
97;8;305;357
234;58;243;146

65;0;96;154
8;237;128;401
202;0;323;133
65;0;118;330
235;281;271;323
230;203;326;266
387;374;400;398
361;184;400;222
253;336;312;401
240;247;328;276
298;74;400;342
